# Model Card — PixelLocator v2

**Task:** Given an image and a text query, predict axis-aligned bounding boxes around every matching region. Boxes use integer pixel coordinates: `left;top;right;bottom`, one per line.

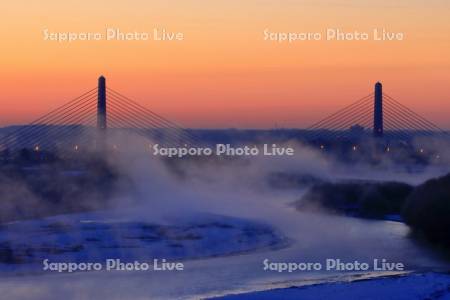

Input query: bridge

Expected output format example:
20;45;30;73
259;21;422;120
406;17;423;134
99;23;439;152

306;82;448;142
0;76;200;156
0;76;448;157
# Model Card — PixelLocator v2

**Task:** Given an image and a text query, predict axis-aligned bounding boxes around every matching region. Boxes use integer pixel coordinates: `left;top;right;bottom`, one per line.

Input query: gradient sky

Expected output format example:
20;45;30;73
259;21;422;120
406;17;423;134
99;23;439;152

1;0;450;128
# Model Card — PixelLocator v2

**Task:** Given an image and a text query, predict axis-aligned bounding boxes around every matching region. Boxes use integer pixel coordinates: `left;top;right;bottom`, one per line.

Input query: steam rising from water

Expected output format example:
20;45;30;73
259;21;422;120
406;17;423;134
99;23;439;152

101;134;446;266
0;132;448;300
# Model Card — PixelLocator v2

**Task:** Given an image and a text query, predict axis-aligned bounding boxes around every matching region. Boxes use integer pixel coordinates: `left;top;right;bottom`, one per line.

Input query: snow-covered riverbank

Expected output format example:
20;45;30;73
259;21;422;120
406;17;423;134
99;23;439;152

0;211;287;273
213;272;450;300
0;206;447;299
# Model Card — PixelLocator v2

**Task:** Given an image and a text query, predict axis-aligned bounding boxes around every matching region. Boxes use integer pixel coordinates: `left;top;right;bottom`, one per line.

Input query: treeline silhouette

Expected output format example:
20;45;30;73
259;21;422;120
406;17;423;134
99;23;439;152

403;174;450;248
297;175;450;250
0;156;131;223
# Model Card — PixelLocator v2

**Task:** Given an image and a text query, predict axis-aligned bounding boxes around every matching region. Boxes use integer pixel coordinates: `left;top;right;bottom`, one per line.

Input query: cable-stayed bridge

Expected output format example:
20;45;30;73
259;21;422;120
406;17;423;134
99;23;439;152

0;76;200;156
0;76;448;158
306;82;448;142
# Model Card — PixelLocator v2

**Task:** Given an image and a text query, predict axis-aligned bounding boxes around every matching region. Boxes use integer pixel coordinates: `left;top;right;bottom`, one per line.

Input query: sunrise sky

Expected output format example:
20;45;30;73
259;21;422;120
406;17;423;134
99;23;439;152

1;0;450;128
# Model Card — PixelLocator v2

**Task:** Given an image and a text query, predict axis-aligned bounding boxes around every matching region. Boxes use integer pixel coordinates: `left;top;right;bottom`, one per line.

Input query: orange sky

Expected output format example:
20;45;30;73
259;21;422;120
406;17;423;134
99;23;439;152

1;0;450;128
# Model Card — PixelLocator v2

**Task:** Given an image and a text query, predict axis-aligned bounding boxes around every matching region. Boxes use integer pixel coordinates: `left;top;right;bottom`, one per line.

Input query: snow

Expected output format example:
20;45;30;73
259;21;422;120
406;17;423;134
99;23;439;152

0;206;447;299
213;272;450;300
0;211;287;272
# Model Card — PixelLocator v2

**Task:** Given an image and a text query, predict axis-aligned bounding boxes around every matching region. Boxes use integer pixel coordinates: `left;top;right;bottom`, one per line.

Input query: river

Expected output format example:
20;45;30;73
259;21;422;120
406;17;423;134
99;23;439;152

0;196;446;300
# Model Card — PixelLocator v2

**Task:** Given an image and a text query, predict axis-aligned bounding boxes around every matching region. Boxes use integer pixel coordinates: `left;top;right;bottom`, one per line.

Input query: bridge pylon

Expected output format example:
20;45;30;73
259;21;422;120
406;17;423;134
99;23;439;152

97;76;107;151
97;76;107;130
373;82;383;138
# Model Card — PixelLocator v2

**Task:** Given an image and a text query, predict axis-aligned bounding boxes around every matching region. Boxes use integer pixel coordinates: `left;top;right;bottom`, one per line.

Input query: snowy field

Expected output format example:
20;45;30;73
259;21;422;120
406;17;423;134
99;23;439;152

0;211;286;272
213;272;450;300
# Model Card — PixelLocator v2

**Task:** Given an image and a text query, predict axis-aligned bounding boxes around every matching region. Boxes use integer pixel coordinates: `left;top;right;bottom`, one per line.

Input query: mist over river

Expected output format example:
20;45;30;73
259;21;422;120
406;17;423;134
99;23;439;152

0;189;446;300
